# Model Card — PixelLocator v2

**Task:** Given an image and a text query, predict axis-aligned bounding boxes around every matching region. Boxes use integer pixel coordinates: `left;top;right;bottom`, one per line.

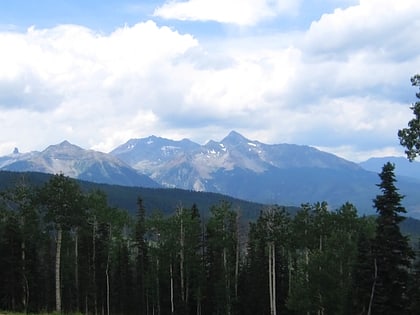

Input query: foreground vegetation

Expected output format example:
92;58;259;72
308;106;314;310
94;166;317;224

0;162;419;315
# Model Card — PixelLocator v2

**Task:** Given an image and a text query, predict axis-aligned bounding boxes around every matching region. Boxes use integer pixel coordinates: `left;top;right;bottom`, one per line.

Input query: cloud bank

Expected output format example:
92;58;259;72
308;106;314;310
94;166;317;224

0;0;419;162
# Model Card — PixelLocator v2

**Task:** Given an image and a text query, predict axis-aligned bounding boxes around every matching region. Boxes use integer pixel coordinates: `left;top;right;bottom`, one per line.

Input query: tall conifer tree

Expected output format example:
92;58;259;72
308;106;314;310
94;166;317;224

371;162;413;315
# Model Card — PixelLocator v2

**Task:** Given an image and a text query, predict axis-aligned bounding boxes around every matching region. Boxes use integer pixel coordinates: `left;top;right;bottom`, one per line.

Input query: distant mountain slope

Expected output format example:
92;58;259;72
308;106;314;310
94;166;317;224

3;133;420;217
0;141;159;188
359;156;420;180
0;171;275;220
110;131;420;216
1;171;418;238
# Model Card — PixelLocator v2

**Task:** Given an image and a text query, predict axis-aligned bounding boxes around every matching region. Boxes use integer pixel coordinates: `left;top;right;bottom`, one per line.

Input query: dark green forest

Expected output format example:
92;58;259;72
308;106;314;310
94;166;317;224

0;163;419;315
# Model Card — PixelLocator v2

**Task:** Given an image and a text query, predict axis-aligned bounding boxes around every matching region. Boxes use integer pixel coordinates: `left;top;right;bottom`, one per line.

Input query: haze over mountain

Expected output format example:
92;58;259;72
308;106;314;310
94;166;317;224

111;131;420;216
2;131;420;217
359;156;420;180
0;140;159;188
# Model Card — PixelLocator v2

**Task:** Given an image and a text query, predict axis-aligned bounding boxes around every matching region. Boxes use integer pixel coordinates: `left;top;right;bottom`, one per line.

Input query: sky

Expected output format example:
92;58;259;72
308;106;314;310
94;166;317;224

0;0;419;162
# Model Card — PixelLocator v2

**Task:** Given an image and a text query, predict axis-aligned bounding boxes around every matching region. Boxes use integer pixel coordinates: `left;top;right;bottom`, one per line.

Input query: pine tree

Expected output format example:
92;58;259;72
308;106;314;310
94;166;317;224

238;216;270;315
407;238;420;314
350;222;375;315
371;162;414;315
135;197;148;314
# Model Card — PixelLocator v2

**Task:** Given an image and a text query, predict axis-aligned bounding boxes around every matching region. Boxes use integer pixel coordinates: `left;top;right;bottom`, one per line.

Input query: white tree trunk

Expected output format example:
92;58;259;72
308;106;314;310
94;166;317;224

235;214;240;299
74;228;79;312
55;226;63;313
223;246;230;315
268;242;277;315
170;263;174;314
106;224;111;315
179;208;185;304
367;258;378;315
272;243;277;315
92;218;98;315
156;257;160;315
269;242;273;314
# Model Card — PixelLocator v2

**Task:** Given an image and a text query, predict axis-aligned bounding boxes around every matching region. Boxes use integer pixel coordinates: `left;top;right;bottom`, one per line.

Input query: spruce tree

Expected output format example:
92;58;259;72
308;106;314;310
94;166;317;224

407;238;420;314
371;162;413;315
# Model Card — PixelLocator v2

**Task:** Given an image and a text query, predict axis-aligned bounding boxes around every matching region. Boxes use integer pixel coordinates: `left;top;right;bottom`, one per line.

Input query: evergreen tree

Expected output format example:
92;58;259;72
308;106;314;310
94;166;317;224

238;215;270;315
407;238;420;314
349;216;377;315
135;197;148;314
0;176;42;312
0;206;22;311
371;162;414;315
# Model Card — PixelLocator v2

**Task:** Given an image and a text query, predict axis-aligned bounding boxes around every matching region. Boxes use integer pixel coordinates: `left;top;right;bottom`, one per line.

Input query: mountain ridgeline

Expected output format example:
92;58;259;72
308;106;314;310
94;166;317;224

110;131;420;216
1;131;420;216
0;140;159;188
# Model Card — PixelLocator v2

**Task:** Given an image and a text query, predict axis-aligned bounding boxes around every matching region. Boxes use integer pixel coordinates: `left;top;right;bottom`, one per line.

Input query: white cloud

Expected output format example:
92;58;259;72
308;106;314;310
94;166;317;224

0;0;419;163
315;145;405;163
154;0;300;26
303;0;420;58
0;21;198;154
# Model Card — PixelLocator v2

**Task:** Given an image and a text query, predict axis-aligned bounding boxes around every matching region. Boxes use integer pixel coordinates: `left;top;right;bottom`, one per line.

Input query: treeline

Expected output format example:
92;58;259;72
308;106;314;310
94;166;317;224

0;163;419;315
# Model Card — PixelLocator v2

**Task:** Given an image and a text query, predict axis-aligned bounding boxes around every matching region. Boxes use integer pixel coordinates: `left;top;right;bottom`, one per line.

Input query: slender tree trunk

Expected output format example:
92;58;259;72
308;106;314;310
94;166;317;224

235;215;240;299
106;225;111;315
269;242;273;314
74;228;80;312
288;250;293;296
170;262;174;314
273;244;277;315
156;257;160;315
56;225;63;313
92;217;98;315
21;239;29;312
318;235;324;315
367;258;378;315
146;291;149;315
268;242;278;315
179;209;185;306
93;219;98;315
196;288;201;315
223;244;231;315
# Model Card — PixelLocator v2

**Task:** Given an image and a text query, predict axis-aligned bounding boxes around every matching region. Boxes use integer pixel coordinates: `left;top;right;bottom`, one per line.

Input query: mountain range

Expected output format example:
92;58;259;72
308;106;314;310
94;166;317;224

0;141;159;188
1;131;420;217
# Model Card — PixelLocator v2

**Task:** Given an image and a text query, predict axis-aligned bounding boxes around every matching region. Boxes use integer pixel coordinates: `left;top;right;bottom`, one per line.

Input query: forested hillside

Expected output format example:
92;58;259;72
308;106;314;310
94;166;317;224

1;165;420;315
0;171;273;220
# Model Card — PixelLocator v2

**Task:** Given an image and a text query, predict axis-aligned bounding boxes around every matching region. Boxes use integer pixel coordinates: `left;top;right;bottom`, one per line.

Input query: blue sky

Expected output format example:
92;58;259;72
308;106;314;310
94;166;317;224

0;0;419;161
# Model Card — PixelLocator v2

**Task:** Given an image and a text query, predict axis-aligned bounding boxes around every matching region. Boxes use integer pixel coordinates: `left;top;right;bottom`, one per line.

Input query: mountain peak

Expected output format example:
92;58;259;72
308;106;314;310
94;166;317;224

222;131;249;144
58;140;73;146
42;140;84;155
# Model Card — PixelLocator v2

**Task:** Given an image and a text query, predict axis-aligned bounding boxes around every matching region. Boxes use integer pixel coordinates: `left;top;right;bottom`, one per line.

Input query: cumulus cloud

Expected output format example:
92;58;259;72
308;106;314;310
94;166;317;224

154;0;300;26
0;21;198;153
0;0;419;162
304;0;420;59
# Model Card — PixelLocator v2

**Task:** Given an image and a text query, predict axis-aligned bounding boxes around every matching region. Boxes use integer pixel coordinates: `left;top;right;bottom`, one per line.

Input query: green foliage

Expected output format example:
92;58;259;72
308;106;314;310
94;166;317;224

370;162;414;315
1;170;420;315
0;170;271;219
398;74;420;161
